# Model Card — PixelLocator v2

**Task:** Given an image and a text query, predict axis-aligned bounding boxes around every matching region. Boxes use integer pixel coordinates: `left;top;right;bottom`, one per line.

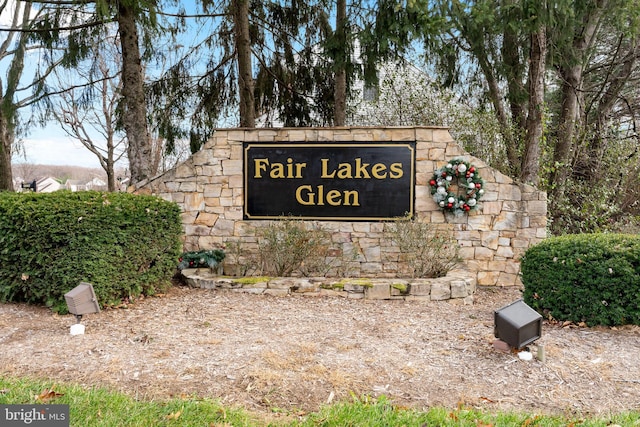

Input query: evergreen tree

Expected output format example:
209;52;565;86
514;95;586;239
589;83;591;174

32;0;166;185
0;2;42;191
149;0;380;152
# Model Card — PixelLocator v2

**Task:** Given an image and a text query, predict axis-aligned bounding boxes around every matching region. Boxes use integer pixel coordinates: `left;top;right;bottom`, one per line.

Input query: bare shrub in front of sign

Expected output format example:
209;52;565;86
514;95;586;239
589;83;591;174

298;240;363;278
257;218;332;276
389;215;461;278
223;239;262;276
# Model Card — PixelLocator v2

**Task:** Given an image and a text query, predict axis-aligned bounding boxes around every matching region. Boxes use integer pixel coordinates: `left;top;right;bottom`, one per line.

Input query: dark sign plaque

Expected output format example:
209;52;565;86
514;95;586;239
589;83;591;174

244;142;415;220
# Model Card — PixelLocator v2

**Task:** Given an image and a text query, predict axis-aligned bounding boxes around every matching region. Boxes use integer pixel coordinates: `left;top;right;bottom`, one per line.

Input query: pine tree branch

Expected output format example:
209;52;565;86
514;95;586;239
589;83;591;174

155;10;228;19
0;19;112;32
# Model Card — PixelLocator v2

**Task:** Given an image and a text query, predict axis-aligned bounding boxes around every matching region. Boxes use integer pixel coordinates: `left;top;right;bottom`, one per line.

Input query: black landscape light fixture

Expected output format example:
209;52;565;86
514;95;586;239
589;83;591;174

494;299;542;349
64;282;101;324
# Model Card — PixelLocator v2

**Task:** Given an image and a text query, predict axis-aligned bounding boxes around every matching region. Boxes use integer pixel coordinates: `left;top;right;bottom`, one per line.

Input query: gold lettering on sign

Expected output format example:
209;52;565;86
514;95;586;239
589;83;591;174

320;158;404;179
295;185;360;206
354;158;371;178
320;159;336;178
254;158;307;178
389;163;403;178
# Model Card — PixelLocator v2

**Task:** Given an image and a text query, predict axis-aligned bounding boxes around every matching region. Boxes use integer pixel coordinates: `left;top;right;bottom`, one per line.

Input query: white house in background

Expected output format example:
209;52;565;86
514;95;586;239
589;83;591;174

65;177;106;191
86;177;107;191
35;177;63;193
14;176;108;192
15;176;61;192
65;179;87;192
13;177;26;191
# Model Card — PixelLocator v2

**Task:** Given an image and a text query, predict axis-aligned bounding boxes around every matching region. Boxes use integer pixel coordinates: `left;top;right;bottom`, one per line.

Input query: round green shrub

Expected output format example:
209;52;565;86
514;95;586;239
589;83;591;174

0;191;183;313
521;233;640;326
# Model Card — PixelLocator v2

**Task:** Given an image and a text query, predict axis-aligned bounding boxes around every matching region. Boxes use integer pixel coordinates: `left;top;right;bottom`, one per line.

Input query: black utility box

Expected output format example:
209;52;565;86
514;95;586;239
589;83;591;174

494;299;542;349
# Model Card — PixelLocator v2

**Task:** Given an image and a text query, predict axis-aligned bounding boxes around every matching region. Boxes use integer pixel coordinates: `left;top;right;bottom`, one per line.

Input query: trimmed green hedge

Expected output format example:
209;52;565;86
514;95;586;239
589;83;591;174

521;233;640;326
0;191;183;313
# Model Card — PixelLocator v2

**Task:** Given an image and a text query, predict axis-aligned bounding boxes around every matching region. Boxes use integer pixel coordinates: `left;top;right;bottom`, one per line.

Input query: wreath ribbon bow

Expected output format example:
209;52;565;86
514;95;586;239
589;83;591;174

429;158;484;214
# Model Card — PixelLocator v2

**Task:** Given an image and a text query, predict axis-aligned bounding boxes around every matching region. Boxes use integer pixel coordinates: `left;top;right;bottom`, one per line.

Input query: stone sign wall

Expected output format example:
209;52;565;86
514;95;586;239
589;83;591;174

135;126;547;286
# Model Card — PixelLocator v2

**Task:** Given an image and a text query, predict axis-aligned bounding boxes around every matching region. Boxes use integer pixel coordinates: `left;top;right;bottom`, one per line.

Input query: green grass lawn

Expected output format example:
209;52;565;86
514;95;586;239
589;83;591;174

1;377;638;426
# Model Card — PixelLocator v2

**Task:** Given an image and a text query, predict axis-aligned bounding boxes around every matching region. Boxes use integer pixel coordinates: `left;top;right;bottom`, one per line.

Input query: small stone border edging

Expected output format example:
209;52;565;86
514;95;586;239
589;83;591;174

180;269;477;304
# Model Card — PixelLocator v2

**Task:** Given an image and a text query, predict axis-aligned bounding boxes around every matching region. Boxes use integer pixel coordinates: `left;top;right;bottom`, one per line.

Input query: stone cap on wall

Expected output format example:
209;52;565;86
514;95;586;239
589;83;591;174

180;268;477;304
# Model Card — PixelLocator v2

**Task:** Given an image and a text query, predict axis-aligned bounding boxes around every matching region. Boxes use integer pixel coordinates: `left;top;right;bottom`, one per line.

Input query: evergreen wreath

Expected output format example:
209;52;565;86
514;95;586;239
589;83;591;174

429;158;484;214
178;249;226;270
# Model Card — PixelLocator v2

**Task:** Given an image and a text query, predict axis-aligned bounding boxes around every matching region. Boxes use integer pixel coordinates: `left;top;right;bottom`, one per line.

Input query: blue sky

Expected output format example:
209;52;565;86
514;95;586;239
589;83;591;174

1;1;108;168
6;0;207;170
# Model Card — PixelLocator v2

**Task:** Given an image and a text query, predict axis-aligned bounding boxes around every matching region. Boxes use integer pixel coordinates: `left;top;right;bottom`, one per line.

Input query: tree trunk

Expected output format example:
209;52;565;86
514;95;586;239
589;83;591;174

586;39;640;181
333;0;347;126
106;135;116;192
549;64;581;198
106;166;116;192
501;0;527;131
0;3;31;191
520;28;546;186
233;0;255;127
549;1;607;201
117;3;154;185
477;52;520;174
0;114;13;191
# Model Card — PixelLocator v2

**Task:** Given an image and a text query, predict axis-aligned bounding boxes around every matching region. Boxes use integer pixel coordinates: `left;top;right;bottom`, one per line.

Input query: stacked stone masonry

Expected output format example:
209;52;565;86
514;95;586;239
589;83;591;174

136;127;547;287
180;268;476;305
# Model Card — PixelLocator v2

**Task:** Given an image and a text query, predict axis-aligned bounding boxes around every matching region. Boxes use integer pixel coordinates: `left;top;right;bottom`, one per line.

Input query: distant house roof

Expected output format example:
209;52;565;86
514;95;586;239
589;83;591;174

36;177;63;193
65;180;87;191
89;177;106;186
14;176;112;193
86;177;107;190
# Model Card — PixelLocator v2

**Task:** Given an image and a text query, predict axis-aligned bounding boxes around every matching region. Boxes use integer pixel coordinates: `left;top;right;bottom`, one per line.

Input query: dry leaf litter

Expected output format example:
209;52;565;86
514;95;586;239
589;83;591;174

1;285;639;416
